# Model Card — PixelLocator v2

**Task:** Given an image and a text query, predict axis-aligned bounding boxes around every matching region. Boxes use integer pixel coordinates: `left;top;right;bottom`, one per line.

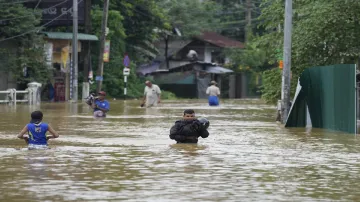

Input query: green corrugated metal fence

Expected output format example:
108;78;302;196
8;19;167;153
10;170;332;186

286;64;357;134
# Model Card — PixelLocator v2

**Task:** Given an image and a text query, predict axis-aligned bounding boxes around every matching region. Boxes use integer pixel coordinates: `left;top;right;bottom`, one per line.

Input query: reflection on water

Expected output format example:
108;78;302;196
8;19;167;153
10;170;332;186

0;99;360;201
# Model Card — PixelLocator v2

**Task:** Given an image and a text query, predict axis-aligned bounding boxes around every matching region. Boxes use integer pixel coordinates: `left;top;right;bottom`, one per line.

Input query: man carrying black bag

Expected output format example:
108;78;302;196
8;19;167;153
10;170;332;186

85;91;110;118
169;109;210;144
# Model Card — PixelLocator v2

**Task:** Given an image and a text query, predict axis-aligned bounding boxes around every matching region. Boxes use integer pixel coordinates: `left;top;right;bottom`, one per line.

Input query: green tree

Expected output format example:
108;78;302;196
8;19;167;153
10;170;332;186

0;3;49;86
157;0;220;38
210;0;262;41
89;0;177;98
255;0;360;104
225;35;267;73
90;7;133;98
207;1;268;74
108;0;167;62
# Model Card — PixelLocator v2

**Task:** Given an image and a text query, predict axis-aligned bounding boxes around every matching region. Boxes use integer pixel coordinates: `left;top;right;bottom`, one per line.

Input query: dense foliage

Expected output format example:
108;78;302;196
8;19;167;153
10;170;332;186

256;0;360;103
1;0;358;101
0;3;49;86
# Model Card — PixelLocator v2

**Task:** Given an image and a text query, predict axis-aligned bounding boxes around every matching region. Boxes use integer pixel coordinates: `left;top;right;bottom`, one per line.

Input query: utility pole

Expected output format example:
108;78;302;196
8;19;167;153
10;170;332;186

281;0;293;124
82;0;92;100
245;0;251;42
96;0;109;93
164;34;169;69
72;0;79;102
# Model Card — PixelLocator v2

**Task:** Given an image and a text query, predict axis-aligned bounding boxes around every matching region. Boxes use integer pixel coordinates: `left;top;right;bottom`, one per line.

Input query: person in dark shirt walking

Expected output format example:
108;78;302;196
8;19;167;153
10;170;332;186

169;109;210;144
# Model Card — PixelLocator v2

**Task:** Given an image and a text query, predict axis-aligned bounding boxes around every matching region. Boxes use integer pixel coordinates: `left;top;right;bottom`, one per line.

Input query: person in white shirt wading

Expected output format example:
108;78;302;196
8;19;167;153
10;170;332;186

206;80;220;106
141;80;161;108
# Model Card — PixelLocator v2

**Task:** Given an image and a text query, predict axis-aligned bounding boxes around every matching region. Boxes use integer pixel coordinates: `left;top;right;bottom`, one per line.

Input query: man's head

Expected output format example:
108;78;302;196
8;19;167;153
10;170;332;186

183;109;195;120
145;80;152;87
30;111;43;124
210;80;217;86
98;91;106;101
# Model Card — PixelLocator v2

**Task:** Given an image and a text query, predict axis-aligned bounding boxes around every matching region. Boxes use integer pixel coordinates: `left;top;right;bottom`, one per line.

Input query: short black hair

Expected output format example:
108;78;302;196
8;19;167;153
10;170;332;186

183;109;195;115
30;111;43;123
31;111;43;119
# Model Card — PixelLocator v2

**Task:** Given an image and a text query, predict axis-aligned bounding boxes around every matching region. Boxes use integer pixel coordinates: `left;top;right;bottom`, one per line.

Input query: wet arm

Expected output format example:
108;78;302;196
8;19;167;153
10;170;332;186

157;86;161;103
47;125;59;139
142;88;147;105
157;94;161;103
170;124;186;142
92;101;109;112
142;95;146;104
17;125;28;139
169;125;179;139
98;103;109;113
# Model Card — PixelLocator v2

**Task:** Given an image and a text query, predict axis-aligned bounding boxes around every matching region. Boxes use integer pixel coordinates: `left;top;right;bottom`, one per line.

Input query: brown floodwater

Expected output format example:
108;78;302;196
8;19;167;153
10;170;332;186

0;99;360;202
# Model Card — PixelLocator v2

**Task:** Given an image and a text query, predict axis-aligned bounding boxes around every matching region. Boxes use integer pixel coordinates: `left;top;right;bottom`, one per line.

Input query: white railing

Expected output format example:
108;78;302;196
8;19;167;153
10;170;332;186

0;90;11;103
0;82;42;105
0;88;32;105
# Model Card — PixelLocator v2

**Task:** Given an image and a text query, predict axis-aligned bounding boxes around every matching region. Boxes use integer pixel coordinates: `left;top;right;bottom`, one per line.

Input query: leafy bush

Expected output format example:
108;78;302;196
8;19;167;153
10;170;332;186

261;68;281;104
161;90;177;100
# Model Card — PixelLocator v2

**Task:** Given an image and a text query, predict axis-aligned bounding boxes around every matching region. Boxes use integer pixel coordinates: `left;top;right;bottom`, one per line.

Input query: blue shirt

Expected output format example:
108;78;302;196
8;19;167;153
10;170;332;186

27;123;49;145
94;99;110;112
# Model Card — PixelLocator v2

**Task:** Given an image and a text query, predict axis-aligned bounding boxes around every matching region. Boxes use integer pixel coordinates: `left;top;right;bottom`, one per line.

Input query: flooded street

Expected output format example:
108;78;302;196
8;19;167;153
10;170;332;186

1;99;360;202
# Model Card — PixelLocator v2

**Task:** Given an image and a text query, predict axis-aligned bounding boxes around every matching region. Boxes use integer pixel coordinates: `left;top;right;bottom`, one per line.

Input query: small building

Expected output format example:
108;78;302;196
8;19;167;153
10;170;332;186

137;31;244;98
0;32;98;102
42;32;98;102
0;0;95;102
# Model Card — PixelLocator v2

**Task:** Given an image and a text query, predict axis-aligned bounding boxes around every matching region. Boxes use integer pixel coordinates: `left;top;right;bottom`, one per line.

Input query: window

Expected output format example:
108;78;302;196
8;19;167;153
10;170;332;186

211;51;225;64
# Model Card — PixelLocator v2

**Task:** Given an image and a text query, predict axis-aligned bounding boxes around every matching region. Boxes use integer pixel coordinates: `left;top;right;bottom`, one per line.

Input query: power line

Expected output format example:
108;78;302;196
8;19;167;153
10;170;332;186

122;0;261;20
0;0;83;43
34;0;42;10
125;5;261;31
0;0;36;5
121;1;262;32
0;0;68;22
123;8;263;36
186;18;261;27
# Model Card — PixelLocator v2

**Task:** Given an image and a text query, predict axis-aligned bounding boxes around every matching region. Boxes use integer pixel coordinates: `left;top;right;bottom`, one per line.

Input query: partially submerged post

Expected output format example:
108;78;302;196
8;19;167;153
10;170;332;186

27;82;42;105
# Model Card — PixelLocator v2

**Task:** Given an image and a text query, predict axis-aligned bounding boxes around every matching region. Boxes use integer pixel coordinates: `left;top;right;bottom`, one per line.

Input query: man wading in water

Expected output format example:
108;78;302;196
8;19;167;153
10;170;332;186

169;109;210;144
206;80;221;106
141;80;161;108
91;91;110;117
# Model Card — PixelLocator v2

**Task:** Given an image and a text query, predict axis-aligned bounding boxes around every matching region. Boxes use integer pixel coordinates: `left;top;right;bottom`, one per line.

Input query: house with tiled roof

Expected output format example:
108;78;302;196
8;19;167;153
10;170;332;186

137;31;244;98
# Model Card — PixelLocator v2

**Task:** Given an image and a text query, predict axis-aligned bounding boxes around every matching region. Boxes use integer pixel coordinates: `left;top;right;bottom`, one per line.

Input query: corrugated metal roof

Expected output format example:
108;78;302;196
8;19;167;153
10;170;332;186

154;39;193;61
205;66;234;74
42;32;98;41
196;31;244;48
136;61;162;76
